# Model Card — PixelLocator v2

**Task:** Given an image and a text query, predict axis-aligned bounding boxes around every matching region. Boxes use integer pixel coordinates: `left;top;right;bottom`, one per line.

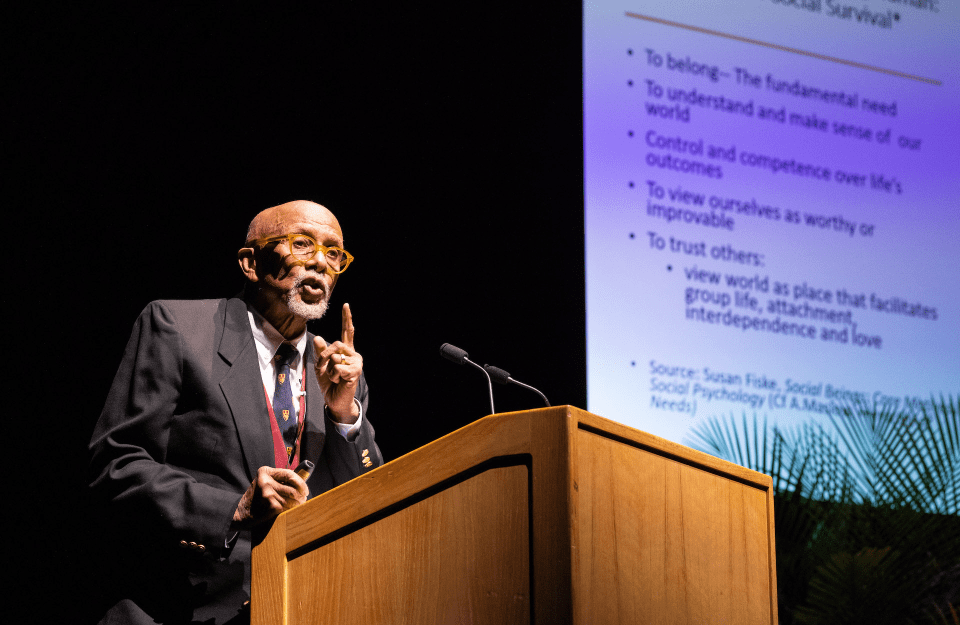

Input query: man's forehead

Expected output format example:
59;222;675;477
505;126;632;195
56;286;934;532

253;201;343;240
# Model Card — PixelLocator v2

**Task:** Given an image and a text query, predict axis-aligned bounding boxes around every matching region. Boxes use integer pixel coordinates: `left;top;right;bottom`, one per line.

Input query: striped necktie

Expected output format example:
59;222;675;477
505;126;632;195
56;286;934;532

273;343;299;461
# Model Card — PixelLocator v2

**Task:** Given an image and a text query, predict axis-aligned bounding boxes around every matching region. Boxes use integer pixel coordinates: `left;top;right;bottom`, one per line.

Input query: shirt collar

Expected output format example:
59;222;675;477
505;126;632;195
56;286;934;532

246;304;308;370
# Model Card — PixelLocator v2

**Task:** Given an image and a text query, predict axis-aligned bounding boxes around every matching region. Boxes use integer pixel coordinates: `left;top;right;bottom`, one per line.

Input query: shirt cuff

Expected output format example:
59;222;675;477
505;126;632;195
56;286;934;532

328;398;363;441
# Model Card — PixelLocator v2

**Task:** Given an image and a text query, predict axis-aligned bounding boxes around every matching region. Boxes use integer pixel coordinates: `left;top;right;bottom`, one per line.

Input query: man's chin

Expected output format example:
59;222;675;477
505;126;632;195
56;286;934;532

284;292;330;320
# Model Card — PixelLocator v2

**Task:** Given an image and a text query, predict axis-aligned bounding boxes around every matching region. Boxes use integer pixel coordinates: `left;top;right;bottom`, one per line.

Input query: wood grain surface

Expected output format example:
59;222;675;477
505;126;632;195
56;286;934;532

287;465;530;624
573;427;773;624
252;407;778;625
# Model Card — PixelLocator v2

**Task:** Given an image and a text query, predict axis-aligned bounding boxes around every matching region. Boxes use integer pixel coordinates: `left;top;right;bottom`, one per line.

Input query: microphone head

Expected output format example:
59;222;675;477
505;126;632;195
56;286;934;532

483;365;511;385
439;343;470;364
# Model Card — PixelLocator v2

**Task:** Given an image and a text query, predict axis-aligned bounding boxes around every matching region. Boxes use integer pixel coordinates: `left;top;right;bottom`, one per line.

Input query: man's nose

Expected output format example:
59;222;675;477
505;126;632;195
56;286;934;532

303;249;334;276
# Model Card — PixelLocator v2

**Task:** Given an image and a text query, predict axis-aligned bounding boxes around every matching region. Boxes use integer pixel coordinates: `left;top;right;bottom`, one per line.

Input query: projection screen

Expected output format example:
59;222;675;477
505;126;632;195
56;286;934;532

584;0;959;444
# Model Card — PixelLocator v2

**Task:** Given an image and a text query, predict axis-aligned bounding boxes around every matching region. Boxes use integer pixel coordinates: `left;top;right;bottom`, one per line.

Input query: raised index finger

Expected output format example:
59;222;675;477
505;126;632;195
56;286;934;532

341;303;355;348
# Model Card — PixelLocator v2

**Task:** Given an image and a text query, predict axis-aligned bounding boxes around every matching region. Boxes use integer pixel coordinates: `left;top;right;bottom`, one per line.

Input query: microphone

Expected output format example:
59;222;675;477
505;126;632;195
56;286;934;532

439;343;495;415
483;365;551;407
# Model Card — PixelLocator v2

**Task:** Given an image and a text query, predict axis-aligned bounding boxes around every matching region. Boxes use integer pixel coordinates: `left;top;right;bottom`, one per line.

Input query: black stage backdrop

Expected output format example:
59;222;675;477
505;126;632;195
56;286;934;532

10;2;582;621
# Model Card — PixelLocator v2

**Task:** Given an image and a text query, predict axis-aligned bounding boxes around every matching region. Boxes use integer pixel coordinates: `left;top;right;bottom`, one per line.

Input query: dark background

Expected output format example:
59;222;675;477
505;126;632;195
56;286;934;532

11;2;583;621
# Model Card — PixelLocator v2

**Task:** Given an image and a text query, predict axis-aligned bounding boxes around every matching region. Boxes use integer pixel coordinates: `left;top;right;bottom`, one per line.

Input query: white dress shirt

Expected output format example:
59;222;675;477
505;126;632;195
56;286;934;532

246;304;362;440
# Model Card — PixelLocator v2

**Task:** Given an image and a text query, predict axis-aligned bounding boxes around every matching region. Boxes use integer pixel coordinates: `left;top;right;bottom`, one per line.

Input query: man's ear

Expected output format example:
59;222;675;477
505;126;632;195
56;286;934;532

238;247;259;283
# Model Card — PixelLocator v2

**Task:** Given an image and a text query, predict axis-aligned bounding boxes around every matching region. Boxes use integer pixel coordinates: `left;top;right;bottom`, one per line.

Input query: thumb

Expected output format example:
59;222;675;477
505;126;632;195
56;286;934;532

313;335;328;353
314;336;331;382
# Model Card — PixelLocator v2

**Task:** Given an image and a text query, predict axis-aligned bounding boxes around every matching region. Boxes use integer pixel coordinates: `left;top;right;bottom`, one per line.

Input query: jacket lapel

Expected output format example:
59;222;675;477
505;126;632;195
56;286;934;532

217;297;274;481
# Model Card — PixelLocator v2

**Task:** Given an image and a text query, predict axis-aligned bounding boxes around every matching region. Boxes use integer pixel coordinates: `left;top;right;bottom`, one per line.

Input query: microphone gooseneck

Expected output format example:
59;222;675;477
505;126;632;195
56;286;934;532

482;364;551;407
439;343;496;415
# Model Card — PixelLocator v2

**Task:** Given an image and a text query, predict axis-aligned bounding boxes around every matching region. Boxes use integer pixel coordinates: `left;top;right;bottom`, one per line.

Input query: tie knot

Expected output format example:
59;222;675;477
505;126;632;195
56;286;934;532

274;343;298;367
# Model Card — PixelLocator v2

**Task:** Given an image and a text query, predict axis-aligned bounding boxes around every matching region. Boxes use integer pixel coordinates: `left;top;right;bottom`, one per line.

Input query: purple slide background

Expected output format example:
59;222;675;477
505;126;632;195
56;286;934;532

585;1;959;444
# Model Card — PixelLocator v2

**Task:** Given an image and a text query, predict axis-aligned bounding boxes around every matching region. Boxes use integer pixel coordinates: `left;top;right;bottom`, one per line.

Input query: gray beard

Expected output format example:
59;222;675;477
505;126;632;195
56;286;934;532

283;279;330;320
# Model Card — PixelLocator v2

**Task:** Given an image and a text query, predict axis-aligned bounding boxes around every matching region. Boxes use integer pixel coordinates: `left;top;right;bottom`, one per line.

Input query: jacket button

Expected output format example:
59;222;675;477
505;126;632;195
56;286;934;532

179;540;188;548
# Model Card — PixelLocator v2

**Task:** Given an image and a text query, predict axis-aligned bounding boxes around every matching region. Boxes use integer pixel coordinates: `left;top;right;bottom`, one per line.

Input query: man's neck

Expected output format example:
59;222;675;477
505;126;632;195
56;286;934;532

244;288;307;340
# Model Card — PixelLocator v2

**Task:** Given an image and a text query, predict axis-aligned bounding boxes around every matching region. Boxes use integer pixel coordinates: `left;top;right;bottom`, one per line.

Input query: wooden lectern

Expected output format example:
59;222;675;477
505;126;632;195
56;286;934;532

252;406;778;624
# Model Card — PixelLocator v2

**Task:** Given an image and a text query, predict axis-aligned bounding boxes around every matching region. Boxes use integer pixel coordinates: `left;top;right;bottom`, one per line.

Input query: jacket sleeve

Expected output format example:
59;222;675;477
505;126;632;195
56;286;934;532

87;301;241;558
309;372;384;495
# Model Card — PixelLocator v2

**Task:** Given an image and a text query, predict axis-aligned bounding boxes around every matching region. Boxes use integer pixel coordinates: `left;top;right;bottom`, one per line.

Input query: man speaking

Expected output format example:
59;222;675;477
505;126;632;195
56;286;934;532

88;200;383;624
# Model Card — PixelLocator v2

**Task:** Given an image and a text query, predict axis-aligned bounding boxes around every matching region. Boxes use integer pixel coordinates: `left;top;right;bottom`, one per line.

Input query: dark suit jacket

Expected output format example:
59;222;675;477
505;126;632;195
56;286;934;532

87;297;382;624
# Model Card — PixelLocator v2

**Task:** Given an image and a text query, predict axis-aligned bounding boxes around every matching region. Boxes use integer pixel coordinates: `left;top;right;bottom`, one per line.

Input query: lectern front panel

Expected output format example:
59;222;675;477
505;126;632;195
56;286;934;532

287;464;531;625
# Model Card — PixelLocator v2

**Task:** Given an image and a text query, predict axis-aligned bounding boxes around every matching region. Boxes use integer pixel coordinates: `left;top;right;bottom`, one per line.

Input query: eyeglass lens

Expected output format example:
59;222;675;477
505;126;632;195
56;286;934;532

288;235;347;270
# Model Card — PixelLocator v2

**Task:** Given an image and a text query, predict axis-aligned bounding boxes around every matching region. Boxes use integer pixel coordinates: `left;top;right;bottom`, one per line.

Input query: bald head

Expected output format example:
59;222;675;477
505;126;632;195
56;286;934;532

238;199;348;332
245;200;343;244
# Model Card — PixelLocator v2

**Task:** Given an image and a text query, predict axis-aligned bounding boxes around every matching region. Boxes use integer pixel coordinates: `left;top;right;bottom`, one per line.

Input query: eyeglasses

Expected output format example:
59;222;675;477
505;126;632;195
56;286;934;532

247;233;354;274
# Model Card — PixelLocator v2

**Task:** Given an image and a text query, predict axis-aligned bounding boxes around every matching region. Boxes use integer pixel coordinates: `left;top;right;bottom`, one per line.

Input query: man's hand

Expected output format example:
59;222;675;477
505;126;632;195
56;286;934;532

314;303;363;424
232;466;309;528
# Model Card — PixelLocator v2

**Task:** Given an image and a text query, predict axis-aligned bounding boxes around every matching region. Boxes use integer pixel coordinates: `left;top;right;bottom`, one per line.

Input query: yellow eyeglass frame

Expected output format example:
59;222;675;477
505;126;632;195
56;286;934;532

247;233;354;274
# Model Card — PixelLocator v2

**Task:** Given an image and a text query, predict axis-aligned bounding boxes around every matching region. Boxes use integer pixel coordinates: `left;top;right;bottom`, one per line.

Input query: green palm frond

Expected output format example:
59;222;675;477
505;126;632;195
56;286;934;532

687;395;960;625
926;602;959;625
794;547;904;625
830;395;960;515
